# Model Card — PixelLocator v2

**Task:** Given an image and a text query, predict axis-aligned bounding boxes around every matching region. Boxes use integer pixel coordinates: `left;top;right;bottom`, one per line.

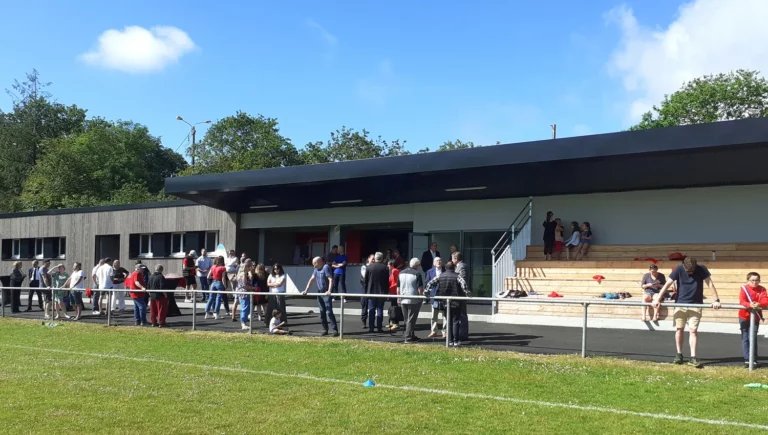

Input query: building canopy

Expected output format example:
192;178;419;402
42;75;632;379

165;118;768;213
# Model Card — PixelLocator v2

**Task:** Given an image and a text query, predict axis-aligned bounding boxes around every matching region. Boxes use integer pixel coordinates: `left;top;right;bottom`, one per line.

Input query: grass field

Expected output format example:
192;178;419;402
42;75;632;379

1;318;768;434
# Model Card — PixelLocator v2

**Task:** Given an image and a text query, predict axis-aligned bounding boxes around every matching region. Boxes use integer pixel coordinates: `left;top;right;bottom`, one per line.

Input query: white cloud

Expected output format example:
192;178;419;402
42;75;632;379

80;26;196;74
305;18;338;47
356;60;394;106
606;0;768;124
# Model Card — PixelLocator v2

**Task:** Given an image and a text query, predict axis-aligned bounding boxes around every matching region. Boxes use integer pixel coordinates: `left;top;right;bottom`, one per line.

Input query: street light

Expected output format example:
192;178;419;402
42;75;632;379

176;116;212;166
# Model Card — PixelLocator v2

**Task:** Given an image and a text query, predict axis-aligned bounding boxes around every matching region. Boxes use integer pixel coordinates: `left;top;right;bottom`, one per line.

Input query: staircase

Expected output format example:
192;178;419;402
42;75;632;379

491;198;533;307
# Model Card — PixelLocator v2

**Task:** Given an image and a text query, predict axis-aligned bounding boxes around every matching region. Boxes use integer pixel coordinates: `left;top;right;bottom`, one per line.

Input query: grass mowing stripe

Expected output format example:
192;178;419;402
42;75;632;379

7;343;768;432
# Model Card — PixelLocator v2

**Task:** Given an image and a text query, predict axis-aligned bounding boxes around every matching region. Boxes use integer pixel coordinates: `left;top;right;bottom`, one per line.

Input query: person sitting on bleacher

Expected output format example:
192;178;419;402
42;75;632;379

575;222;592;260
564;221;580;260
641;264;666;322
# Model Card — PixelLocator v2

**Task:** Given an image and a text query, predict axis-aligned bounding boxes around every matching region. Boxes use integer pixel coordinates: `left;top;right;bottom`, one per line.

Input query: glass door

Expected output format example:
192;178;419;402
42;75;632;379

409;233;430;263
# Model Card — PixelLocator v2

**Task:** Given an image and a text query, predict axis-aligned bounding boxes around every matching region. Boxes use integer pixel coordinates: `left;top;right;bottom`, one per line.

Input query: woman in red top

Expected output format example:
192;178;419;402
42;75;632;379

183;251;198;303
739;272;768;368
386;260;400;331
205;256;229;319
127;264;147;326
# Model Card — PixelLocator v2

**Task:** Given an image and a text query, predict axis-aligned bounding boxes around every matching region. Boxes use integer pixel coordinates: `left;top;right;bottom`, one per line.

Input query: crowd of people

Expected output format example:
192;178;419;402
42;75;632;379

5;249;291;334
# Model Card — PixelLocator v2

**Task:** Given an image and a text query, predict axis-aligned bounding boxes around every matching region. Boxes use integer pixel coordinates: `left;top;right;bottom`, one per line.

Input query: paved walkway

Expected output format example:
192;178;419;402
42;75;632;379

4;297;755;368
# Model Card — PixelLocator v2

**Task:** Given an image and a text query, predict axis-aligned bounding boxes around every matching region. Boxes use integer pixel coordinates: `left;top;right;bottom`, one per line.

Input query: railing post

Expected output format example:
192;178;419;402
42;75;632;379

445;300;451;348
106;291;112;326
249;293;253;334
192;293;197;331
581;303;588;358
339;296;345;340
749;311;756;371
1;288;5;318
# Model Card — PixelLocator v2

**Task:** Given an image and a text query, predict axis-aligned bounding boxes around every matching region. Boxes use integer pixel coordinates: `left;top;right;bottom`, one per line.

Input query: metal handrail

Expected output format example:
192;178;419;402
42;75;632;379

492;197;533;255
4;286;759;371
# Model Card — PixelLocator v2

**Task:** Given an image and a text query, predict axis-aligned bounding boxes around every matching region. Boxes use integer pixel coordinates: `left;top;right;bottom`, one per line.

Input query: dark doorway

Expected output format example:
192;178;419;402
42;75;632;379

95;235;120;265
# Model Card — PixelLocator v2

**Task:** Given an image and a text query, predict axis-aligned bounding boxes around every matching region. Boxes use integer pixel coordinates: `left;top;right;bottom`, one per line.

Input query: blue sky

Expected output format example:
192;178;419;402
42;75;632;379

1;0;762;155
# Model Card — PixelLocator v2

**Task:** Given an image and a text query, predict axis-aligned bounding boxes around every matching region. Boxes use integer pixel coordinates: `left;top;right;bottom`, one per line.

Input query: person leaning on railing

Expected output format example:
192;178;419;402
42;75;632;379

738;272;768;369
653;256;720;368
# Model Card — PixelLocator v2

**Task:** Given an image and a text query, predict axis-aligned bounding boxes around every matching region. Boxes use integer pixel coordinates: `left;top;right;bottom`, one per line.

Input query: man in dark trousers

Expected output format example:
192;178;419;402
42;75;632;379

421;242;440;274
364;251;389;333
452;252;470;341
428;261;470;347
25;260;42;312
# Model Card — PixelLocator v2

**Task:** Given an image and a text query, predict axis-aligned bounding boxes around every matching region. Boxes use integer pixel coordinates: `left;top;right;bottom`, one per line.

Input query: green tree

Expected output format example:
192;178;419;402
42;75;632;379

418;139;478;153
0;70;87;211
630;69;768;130
183;111;302;175
20;119;186;210
301;127;408;164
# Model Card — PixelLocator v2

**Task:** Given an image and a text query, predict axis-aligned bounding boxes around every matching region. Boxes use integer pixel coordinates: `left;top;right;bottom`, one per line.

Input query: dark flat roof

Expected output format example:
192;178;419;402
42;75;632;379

165;118;768;213
0;200;195;219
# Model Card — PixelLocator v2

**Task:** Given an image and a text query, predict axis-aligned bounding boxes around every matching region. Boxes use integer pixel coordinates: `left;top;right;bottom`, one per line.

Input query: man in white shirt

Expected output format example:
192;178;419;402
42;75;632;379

91;259;104;315
360;254;374;328
95;257;114;315
196;249;213;302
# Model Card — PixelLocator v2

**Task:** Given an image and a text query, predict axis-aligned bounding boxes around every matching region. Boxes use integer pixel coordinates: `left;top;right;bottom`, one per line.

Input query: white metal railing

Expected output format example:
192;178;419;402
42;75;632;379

491;198;533;301
1;286;759;370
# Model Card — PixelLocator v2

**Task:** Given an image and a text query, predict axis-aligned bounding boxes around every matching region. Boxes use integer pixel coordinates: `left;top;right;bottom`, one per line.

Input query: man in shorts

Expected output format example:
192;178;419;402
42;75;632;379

654;256;721;367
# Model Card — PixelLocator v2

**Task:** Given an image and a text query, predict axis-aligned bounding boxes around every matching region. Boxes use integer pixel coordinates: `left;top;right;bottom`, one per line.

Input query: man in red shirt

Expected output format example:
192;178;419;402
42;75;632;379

739;272;768;368
127;264;148;326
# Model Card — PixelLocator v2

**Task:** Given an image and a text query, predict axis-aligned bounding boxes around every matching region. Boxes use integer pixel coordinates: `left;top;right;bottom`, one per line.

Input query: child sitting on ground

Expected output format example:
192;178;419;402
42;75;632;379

269;309;290;335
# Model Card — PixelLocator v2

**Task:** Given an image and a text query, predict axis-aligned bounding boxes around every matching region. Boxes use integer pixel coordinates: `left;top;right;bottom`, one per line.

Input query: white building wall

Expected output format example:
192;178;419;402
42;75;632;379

241;198;527;234
530;184;768;245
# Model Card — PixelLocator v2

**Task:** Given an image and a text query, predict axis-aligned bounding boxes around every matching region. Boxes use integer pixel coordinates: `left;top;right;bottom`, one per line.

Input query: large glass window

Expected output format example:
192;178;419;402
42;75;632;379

462;231;500;297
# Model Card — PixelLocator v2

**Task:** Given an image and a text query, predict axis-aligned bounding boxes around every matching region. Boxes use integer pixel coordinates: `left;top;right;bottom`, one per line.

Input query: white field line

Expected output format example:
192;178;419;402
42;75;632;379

4;344;768;431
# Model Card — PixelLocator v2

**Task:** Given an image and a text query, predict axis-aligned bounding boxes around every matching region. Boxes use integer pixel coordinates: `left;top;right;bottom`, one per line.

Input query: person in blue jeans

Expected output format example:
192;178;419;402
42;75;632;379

303;256;338;336
235;259;257;330
205;256;229;319
332;246;348;301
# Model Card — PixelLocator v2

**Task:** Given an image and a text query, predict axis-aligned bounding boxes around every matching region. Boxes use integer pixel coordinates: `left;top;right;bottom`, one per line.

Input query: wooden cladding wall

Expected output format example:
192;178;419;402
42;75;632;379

0;205;237;280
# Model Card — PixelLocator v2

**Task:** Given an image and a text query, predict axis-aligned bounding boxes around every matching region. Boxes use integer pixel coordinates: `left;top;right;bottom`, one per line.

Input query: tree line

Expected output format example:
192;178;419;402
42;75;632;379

2;69;766;212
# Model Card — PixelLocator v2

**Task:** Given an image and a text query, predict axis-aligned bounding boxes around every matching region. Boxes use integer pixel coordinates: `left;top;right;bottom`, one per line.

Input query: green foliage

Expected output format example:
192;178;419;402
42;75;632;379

631;69;768;130
300;127;408;164
418;139;478;153
20;119;186;210
182;111;302;175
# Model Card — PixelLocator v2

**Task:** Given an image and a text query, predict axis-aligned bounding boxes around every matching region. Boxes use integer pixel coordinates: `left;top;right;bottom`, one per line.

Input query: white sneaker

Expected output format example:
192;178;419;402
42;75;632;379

44;315;51;320
248;314;251;320
184;299;192;303
92;311;100;315
213;313;219;320
204;313;211;319
241;322;249;330
343;298;348;303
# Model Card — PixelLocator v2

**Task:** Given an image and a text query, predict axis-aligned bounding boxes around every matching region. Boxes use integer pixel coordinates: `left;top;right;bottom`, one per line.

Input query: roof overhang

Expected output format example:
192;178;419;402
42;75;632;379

165;118;768;213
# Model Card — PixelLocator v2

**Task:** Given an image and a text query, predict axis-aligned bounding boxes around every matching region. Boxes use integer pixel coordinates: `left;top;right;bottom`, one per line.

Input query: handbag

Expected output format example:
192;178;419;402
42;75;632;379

388;305;404;323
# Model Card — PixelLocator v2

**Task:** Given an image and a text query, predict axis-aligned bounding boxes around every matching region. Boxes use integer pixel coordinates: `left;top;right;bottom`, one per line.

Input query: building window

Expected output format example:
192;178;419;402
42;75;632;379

58;238;66;258
206;231;218;252
34;238;44;259
11;239;20;259
171;233;184;256
139;234;152;257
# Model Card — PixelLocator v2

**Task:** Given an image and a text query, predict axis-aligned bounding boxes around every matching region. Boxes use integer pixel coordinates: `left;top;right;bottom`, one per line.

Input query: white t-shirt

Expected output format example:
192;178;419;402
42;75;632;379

225;256;239;274
96;264;114;290
69;270;85;290
267;274;287;293
269;316;281;333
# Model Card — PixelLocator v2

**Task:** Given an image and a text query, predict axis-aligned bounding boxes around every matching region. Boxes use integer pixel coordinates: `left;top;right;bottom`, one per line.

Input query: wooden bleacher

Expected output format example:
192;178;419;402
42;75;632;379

497;243;768;325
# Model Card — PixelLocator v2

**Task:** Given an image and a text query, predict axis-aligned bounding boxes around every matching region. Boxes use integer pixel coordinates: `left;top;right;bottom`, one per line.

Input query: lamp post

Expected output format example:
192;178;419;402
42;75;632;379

176;116;211;166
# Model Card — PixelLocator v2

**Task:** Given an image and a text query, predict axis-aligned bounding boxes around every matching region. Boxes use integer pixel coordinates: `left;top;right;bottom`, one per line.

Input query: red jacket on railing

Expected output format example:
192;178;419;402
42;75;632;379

739;284;768;321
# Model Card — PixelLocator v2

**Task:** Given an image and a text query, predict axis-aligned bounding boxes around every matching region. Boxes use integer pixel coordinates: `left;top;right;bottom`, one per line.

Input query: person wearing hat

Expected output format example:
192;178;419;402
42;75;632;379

183;250;198;303
51;263;70;320
640;264;666;322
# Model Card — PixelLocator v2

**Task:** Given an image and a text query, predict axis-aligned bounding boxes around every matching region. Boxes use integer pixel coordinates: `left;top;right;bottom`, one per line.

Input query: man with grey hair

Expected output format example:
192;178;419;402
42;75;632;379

398;258;424;343
364;252;389;333
425;256;446;338
303;256;338;336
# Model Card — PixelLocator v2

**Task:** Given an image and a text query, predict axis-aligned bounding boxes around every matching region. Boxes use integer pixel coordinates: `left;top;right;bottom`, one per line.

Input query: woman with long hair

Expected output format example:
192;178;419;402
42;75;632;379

235;259;257;330
267;263;288;325
253;263;269;322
